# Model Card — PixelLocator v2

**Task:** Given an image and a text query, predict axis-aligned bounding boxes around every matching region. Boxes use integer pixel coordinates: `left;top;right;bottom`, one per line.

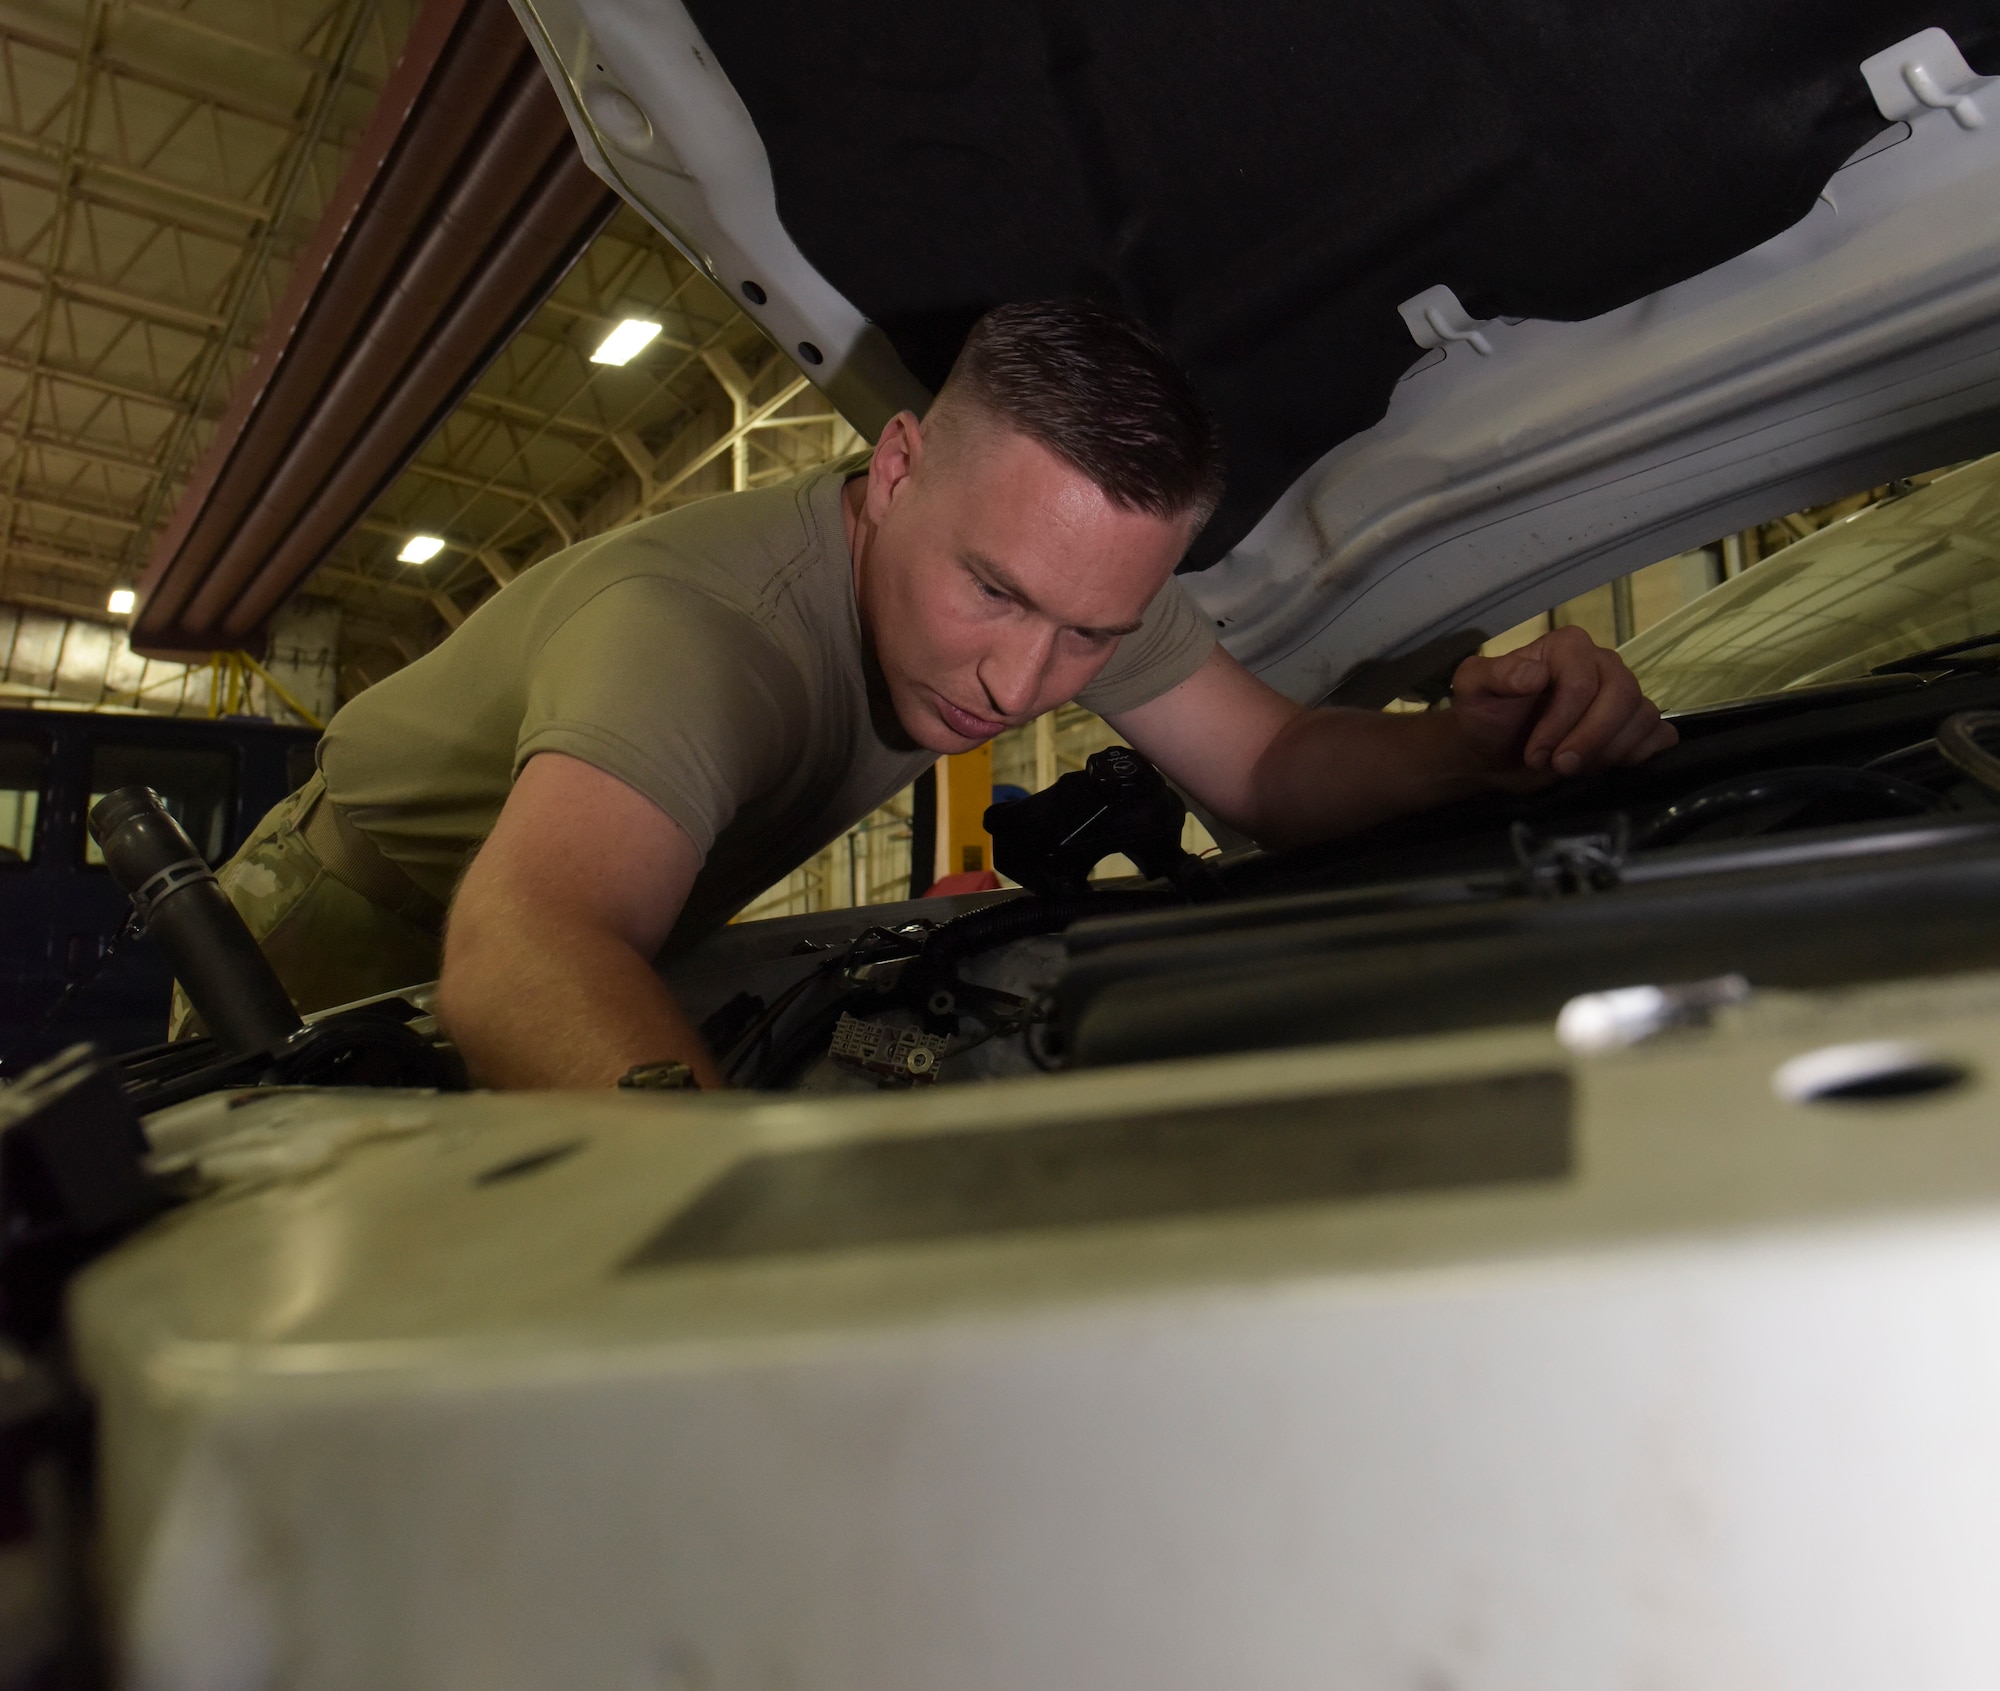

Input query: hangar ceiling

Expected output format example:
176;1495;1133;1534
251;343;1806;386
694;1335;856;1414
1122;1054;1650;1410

3;0;855;711
0;0;421;621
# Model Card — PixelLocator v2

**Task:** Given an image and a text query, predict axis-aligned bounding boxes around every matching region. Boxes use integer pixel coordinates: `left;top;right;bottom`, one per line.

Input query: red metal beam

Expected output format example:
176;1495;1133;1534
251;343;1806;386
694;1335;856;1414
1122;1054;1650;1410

131;0;617;657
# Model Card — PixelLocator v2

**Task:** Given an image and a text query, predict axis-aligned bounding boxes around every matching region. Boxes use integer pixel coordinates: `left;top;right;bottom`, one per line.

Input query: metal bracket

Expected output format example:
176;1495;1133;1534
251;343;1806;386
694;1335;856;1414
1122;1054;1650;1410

829;1014;946;1085
1862;28;1987;132
1397;284;1494;357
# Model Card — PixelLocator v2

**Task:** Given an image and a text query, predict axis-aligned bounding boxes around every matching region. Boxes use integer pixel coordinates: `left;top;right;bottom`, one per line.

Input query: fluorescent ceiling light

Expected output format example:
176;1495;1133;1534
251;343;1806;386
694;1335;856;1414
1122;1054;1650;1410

398;534;446;564
107;587;136;615
590;318;663;366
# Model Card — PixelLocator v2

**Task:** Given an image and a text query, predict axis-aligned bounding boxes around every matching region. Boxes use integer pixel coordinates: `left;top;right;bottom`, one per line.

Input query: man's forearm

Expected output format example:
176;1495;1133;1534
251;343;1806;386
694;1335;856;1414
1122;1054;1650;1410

438;906;723;1090
1243;705;1520;850
1124;629;1668;855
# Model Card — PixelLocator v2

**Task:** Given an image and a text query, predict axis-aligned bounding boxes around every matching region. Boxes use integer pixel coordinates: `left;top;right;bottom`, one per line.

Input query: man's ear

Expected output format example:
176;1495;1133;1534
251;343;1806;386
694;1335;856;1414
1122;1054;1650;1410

865;410;924;522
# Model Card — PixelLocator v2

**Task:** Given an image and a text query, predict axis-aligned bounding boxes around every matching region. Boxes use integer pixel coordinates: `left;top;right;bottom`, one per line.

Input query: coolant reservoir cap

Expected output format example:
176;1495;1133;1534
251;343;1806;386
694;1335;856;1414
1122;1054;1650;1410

1556;973;1750;1052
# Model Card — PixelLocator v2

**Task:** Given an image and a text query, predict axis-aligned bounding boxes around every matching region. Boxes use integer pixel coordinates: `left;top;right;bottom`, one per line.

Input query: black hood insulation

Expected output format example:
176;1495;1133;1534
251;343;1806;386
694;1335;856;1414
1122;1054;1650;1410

682;1;2000;567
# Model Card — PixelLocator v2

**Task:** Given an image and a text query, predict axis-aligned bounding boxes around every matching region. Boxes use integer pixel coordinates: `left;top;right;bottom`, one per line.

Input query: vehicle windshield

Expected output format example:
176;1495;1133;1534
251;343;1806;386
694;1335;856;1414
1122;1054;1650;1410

1621;452;2000;713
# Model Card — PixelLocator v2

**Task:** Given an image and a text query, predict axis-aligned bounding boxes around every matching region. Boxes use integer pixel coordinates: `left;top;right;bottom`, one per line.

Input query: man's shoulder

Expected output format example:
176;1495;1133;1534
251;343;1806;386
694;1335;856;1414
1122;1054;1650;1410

531;568;809;723
554;461;853;618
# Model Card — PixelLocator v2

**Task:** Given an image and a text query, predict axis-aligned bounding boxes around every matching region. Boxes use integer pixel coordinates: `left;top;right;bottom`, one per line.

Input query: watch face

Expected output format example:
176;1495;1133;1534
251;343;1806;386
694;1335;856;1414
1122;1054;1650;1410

619;1060;699;1091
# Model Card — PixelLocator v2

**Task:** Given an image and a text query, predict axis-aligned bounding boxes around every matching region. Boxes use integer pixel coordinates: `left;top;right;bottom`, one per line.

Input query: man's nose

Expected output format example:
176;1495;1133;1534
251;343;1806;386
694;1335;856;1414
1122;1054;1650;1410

980;627;1055;721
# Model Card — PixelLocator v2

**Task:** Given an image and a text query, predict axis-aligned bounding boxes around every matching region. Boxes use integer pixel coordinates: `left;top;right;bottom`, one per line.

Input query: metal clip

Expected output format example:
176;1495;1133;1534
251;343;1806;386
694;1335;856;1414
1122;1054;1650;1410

846;955;911;991
1510;818;1628;896
1862;28;1986;131
1397;285;1493;356
128;855;214;932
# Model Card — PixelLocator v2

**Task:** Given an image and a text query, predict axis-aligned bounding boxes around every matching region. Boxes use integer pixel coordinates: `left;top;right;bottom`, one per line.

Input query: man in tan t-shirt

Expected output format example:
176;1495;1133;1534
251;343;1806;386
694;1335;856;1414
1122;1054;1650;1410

196;300;1673;1087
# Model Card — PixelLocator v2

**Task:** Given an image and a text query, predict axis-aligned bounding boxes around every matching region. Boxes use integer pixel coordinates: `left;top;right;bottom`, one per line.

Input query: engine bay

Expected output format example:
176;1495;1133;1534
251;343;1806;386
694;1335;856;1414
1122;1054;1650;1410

27;662;2000;1121
645;667;2000;1093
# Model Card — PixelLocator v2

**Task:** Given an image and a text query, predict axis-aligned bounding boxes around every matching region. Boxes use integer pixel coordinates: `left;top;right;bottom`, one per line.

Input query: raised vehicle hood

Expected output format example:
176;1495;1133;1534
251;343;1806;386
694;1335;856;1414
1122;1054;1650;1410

504;1;2000;699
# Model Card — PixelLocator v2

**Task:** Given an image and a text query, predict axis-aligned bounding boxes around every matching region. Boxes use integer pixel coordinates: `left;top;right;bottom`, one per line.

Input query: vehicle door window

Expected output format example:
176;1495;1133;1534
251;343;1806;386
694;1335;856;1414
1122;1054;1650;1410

84;743;236;866
0;736;46;865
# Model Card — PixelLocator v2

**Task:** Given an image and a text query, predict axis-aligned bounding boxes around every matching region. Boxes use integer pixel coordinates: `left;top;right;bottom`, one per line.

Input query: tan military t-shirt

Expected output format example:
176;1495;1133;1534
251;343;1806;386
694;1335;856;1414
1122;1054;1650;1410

319;457;1216;950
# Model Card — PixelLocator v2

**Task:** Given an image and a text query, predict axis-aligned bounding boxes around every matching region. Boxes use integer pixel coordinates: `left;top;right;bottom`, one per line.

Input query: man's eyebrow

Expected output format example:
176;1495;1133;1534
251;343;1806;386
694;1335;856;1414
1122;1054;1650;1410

962;550;1146;639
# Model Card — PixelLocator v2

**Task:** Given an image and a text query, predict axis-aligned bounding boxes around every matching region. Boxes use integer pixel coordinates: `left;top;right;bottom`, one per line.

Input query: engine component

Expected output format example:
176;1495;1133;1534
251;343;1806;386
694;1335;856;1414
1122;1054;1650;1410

986;747;1220;900
87;785;303;1056
1633;765;1946;849
828;1013;946;1084
0;1045;168;1343
722;754;1250;1089
1555;973;1751;1053
83;786;461;1107
919;890;1173;970
1511;818;1630;895
1935;710;2000;796
730;904;1167;1090
1057;827;2000;1069
112;999;464;1113
696;991;767;1060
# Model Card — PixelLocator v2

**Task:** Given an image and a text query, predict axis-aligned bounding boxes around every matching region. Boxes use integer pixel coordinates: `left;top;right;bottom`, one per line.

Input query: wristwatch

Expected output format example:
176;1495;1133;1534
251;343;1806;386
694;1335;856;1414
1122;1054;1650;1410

618;1059;699;1091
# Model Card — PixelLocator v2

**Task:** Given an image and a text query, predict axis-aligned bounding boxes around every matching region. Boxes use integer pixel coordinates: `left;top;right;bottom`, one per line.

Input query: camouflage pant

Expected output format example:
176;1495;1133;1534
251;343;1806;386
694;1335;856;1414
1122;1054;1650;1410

167;774;442;1039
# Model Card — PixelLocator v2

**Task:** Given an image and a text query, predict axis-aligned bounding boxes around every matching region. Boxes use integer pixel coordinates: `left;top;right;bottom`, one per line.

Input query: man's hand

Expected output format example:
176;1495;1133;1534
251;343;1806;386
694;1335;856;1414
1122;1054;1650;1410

437;753;724;1090
1113;630;1676;852
1449;625;1677;783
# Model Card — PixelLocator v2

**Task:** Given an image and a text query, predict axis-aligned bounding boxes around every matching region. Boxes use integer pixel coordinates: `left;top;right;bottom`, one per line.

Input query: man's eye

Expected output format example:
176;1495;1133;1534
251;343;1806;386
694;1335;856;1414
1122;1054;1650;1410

976;581;1010;603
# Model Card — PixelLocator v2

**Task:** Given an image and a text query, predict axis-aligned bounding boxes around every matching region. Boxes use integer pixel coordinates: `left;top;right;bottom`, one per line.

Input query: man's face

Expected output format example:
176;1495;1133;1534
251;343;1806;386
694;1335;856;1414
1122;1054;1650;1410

849;410;1194;754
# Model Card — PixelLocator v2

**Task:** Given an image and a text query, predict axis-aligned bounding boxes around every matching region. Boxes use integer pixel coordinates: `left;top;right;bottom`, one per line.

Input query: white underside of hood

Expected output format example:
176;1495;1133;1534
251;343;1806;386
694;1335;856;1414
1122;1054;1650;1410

511;0;2000;700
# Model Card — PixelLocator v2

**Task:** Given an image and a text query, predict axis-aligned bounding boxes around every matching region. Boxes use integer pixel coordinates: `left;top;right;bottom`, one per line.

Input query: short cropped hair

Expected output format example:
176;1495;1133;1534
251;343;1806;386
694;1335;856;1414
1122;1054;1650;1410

936;300;1223;527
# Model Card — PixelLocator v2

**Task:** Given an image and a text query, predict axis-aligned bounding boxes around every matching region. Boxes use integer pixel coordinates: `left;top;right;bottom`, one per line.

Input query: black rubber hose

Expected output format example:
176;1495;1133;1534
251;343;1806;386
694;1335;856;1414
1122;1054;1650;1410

1634;765;1947;850
918;890;1180;968
1936;711;2000;796
88;787;303;1056
752;987;882;1090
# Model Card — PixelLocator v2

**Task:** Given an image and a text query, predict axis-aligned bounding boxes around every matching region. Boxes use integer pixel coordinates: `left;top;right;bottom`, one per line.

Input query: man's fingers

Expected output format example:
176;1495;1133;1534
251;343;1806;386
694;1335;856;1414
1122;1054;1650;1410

1521;640;1612;768
1456;625;1674;776
1545;653;1645;773
1613;714;1680;767
1455;651;1547;700
1594;704;1663;768
1634;720;1680;762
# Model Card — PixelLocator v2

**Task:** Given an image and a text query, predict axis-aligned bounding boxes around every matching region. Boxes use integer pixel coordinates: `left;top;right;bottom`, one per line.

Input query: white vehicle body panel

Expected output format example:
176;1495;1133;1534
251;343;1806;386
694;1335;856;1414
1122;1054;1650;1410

509;0;929;431
1202;89;2000;700
79;970;2000;1688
